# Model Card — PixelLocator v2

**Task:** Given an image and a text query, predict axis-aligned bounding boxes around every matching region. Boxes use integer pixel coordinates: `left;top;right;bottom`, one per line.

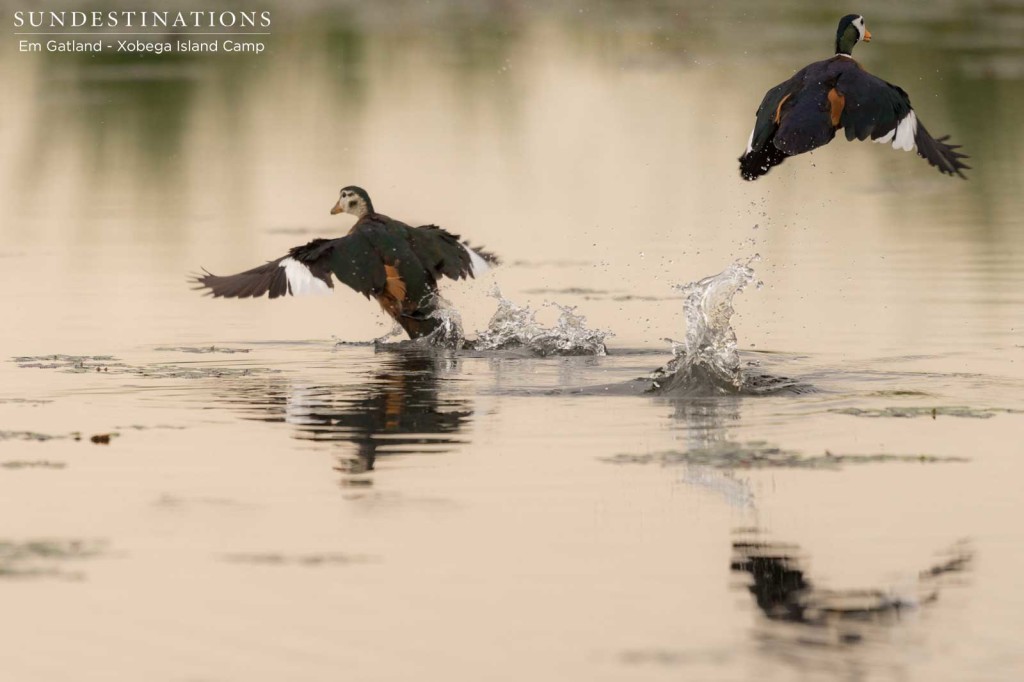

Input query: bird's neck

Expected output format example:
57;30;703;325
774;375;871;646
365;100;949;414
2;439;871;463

349;212;382;230
835;28;858;56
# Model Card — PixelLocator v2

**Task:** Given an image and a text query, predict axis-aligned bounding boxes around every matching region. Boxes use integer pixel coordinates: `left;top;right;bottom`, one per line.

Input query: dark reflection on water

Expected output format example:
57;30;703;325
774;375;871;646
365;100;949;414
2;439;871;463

731;534;972;647
217;350;472;475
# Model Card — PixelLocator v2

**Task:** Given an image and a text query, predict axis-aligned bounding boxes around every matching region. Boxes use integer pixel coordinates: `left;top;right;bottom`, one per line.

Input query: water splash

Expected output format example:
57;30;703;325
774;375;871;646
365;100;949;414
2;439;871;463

471;286;611;356
366;295;467;350
422;295;466;349
650;263;756;395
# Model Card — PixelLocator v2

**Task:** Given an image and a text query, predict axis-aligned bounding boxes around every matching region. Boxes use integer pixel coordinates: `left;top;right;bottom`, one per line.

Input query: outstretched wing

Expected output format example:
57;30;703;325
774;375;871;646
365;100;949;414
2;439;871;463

739;68;808;180
193;223;499;303
323;232;388;298
405;225;499;282
836;69;969;178
193;235;387;300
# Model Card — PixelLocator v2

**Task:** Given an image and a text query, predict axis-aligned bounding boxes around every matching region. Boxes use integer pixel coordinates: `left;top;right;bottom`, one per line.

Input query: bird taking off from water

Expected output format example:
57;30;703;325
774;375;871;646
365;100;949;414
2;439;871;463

739;15;969;180
193;186;498;339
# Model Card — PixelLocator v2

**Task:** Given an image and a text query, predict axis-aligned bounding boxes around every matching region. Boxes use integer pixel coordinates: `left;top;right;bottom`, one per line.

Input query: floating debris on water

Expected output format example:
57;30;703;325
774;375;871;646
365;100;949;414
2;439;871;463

1;460;66;470
12;354;122;372
0;539;105;580
832;406;1023;419
115;424;186;431
155;494;254;509
604;441;967;470
470;286;611;356
522;286;683;302
609;294;683;302
125;364;270;379
155;346;252;354
509;258;592;268
867;390;934;398
13;354;277;380
0;430;121;445
522;286;613;295
0;430;67;443
221;552;373;566
333;324;402;347
333;338;378;347
619;648;732;667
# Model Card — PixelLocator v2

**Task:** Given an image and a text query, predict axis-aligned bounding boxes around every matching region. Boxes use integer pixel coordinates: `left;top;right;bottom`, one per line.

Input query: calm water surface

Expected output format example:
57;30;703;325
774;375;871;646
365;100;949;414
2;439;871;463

1;2;1023;680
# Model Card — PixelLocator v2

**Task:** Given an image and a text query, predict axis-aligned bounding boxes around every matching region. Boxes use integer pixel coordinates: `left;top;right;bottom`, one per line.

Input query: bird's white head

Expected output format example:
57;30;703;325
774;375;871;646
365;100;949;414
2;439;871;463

331;186;374;218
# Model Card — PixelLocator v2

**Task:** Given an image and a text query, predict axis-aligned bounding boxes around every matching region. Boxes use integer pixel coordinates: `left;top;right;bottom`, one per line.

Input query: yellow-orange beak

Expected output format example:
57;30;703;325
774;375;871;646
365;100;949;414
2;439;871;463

863;29;872;42
330;200;344;215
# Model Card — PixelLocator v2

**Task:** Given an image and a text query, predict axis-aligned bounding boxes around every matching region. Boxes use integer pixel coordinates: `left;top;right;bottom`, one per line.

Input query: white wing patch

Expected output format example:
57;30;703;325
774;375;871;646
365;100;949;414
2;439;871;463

280;257;332;296
465;246;492;276
892;110;918;152
745;125;755;155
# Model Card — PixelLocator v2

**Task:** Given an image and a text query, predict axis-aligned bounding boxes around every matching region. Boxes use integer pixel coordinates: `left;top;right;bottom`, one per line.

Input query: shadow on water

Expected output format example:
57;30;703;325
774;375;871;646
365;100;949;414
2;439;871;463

215;349;472;477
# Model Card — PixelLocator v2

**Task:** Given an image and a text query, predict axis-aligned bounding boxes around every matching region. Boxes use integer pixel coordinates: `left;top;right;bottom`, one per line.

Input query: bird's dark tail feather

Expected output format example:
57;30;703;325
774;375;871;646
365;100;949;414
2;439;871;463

915;123;970;179
739;142;790;181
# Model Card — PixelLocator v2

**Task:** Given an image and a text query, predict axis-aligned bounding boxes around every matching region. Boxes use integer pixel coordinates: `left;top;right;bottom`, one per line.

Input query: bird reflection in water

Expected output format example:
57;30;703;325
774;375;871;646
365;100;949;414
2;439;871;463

229;350;472;479
730;533;972;647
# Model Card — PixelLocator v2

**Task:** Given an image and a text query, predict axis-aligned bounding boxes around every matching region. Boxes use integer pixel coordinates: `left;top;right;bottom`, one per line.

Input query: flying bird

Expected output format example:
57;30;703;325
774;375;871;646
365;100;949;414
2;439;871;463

193;186;498;339
739;15;969;180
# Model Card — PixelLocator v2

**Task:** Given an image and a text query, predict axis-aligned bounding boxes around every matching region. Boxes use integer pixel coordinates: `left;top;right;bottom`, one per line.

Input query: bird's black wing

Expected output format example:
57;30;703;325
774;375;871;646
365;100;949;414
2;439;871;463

773;85;839;156
324;232;389;298
835;67;912;141
193;234;389;300
836;68;969;178
404;225;499;282
193;259;295;299
739;67;811;180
